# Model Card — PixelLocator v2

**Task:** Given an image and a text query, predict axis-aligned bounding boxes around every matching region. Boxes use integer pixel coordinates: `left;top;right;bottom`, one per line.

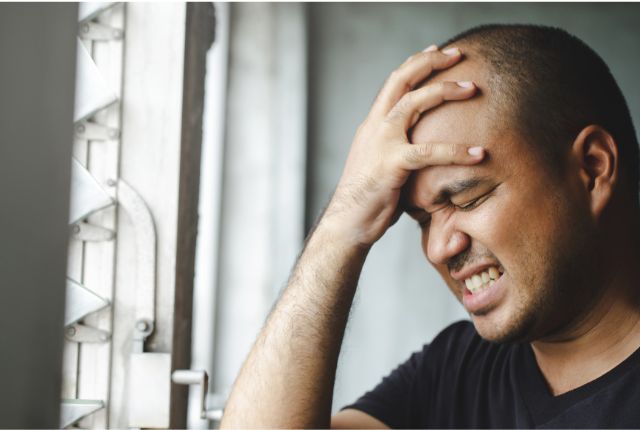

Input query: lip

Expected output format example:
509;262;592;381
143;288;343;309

450;261;502;282
462;271;508;314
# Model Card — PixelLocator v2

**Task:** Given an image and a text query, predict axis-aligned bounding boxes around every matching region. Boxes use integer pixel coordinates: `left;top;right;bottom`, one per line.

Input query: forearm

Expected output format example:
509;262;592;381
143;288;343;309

220;223;370;428
220;45;481;428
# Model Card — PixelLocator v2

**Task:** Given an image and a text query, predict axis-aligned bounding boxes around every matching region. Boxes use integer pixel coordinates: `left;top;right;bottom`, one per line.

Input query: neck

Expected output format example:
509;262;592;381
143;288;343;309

531;218;640;396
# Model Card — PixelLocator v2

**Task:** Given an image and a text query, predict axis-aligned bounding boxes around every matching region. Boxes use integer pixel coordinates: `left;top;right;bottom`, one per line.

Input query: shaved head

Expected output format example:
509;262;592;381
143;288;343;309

435;24;639;202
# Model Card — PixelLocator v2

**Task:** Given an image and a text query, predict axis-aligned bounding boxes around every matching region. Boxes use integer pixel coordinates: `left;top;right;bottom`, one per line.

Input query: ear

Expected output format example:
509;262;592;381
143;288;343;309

571;125;618;218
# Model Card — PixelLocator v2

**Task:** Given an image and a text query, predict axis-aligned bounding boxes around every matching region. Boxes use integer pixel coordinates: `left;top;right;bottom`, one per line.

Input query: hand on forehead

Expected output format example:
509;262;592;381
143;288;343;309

410;53;495;150
405;54;519;211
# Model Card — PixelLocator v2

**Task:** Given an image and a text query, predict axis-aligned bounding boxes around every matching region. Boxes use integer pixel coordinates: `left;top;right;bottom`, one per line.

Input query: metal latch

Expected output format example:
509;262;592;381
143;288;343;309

65;323;110;343
79;21;123;41
75;120;120;141
71;222;115;242
171;370;223;421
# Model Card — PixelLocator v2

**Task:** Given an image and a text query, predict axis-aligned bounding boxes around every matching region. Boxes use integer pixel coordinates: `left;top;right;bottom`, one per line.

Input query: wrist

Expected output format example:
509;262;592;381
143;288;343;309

307;218;373;257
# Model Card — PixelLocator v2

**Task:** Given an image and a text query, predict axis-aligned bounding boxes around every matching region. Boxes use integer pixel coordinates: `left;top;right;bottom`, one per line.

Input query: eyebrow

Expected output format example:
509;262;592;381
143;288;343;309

405;176;492;212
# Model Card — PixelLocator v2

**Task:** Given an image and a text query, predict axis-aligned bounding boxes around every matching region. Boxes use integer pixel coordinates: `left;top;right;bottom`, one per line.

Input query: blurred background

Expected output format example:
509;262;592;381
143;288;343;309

2;2;639;428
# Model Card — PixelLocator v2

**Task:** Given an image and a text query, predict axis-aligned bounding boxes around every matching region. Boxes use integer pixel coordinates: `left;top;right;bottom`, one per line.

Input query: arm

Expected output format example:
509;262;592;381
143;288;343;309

332;409;389;429
220;46;482;428
221;222;369;429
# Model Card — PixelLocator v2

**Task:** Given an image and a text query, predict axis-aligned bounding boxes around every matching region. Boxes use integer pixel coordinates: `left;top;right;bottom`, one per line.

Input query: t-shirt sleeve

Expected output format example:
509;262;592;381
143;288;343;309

341;346;429;428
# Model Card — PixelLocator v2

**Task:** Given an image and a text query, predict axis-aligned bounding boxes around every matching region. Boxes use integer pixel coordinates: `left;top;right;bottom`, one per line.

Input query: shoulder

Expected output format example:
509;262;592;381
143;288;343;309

341;320;515;428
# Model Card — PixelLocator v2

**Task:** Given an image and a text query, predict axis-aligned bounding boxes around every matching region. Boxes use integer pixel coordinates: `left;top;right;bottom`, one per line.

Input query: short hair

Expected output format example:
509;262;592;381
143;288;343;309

443;24;639;202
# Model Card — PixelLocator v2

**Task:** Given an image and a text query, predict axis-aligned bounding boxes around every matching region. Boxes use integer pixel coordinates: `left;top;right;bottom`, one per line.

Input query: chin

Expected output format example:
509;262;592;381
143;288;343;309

470;305;537;344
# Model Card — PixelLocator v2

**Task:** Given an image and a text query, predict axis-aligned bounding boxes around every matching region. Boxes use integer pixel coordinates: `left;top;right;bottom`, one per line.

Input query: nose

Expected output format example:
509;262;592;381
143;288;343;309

426;215;471;265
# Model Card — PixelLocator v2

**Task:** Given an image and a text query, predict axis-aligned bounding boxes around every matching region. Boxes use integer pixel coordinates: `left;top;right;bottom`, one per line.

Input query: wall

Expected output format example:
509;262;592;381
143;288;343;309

211;1;308;408
306;2;640;412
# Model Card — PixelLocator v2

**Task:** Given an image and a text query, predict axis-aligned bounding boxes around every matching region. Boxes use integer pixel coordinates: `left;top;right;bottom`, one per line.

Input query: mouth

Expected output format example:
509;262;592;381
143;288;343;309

463;265;504;295
458;264;508;315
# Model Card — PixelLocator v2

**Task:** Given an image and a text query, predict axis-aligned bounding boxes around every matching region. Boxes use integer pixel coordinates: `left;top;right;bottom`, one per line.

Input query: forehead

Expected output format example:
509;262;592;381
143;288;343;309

411;51;501;149
407;52;535;207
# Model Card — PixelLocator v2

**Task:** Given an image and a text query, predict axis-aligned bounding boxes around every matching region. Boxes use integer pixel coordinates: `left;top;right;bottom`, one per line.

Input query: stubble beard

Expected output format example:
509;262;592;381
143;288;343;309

474;220;600;344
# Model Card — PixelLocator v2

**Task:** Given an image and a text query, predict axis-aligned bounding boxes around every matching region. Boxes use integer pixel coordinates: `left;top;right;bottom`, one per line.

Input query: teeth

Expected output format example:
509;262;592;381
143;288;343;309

472;275;482;288
463;266;502;294
465;278;473;290
481;272;490;283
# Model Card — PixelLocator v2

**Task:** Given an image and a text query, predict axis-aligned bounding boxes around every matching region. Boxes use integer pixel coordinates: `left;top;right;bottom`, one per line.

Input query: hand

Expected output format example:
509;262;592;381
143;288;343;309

319;46;485;247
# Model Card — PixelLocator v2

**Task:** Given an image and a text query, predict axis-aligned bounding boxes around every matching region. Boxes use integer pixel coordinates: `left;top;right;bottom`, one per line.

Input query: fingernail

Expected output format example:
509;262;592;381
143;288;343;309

468;147;484;157
457;81;475;88
443;47;461;56
423;44;438;52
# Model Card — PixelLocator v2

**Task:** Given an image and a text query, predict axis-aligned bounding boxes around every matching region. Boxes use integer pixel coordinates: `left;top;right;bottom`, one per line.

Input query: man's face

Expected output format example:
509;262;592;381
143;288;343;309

405;51;597;343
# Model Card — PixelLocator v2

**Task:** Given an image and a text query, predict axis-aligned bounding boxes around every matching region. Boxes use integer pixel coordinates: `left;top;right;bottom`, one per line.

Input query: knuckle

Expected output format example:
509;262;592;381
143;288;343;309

426;50;441;61
422;81;445;102
435;82;446;102
388;69;412;92
382;114;402;130
422;144;434;158
410;144;433;161
398;92;414;109
418;50;437;63
388;99;411;122
449;144;458;158
402;148;420;165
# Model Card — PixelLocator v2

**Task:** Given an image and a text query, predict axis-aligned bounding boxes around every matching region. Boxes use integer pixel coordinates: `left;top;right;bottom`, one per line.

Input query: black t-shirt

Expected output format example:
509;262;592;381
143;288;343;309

343;320;640;428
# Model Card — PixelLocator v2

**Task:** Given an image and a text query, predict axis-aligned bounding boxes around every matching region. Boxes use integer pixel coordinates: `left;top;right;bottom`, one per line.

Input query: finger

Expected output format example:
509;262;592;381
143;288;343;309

396;143;485;170
385;81;477;131
370;47;463;119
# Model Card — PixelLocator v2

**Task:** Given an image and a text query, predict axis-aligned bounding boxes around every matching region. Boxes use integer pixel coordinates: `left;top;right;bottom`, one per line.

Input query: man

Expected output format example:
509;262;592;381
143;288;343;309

221;24;640;428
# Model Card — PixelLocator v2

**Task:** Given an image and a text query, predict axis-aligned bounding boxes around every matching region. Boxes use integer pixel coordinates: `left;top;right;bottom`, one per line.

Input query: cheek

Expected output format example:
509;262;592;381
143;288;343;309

467;186;565;285
457;190;542;273
457;198;514;257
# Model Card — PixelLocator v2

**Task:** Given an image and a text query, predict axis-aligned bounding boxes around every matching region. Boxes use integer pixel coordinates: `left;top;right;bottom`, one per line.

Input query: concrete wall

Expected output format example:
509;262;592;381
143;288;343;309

212;2;308;408
306;3;640;412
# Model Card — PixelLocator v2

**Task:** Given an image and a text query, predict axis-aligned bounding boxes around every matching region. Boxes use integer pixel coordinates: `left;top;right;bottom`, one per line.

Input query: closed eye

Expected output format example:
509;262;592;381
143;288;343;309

454;197;484;211
452;188;496;212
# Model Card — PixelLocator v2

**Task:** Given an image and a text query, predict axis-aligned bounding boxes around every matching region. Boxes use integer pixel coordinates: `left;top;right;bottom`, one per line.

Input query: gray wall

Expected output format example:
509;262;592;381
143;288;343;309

0;3;77;427
306;3;640;412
